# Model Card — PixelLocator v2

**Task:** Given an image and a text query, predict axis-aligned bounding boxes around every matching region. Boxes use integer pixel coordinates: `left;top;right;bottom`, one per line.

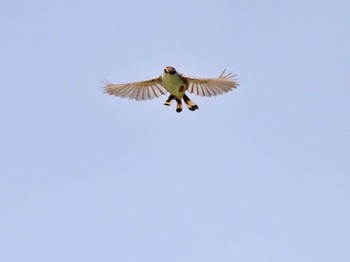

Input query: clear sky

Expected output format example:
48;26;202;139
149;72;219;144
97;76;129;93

1;0;350;261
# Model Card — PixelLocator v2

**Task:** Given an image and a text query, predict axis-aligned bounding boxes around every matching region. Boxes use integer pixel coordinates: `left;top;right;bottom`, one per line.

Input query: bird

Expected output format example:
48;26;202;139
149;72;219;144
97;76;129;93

102;66;238;113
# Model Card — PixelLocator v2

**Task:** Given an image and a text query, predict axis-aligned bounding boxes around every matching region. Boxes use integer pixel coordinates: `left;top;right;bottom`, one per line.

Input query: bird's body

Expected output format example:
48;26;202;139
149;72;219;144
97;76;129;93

103;66;238;112
161;69;185;98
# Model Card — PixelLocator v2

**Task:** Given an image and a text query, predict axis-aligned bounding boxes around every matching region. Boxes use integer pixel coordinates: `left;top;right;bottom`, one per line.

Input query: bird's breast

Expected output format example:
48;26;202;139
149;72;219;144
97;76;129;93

161;74;186;98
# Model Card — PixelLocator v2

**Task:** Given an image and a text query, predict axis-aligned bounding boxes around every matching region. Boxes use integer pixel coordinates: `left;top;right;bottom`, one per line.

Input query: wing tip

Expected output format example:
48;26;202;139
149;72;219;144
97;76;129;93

100;79;111;94
219;69;237;79
218;69;239;89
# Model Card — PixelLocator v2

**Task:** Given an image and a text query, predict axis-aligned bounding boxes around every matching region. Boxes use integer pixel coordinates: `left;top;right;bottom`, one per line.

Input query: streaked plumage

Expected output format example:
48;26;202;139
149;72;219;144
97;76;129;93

103;66;238;112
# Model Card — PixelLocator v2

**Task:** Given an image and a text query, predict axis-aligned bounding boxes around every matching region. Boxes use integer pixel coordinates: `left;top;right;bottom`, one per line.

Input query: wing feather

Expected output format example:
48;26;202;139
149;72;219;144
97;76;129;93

201;84;211;97
154;84;167;97
102;76;167;101
183;70;238;97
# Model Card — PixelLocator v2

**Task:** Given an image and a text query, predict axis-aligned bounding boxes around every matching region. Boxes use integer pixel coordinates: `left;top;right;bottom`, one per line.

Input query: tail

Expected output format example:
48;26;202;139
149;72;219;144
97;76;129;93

164;94;199;113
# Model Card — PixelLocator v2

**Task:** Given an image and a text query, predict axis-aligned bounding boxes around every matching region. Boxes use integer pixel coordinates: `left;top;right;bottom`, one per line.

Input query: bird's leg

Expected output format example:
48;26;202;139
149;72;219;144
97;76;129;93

164;95;175;106
175;98;182;113
183;94;199;111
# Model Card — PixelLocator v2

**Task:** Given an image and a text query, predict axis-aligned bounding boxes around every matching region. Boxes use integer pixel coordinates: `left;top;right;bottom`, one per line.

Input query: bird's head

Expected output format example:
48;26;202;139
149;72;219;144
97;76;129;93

164;66;177;74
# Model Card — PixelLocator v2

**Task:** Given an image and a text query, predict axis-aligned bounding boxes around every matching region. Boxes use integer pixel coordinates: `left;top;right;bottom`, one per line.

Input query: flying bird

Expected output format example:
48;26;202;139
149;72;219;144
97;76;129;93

103;66;238;113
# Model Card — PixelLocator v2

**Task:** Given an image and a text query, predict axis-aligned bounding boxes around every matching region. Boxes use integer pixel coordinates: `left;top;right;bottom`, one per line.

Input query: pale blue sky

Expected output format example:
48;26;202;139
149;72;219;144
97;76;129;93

1;0;350;261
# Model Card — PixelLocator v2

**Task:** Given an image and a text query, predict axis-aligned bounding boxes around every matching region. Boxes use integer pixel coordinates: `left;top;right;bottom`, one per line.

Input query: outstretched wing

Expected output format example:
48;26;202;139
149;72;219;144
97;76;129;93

183;70;238;97
102;76;168;101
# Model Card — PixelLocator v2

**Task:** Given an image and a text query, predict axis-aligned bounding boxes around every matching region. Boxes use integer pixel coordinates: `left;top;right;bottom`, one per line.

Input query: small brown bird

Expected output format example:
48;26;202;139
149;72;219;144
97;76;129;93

103;66;238;113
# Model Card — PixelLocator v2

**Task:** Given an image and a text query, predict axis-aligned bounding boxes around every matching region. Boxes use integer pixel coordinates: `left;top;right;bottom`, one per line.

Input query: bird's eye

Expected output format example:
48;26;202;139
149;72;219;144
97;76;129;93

164;69;167;73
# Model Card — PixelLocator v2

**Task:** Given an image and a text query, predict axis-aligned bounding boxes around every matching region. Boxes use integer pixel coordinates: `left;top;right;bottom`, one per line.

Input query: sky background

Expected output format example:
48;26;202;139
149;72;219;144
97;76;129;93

1;0;350;261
